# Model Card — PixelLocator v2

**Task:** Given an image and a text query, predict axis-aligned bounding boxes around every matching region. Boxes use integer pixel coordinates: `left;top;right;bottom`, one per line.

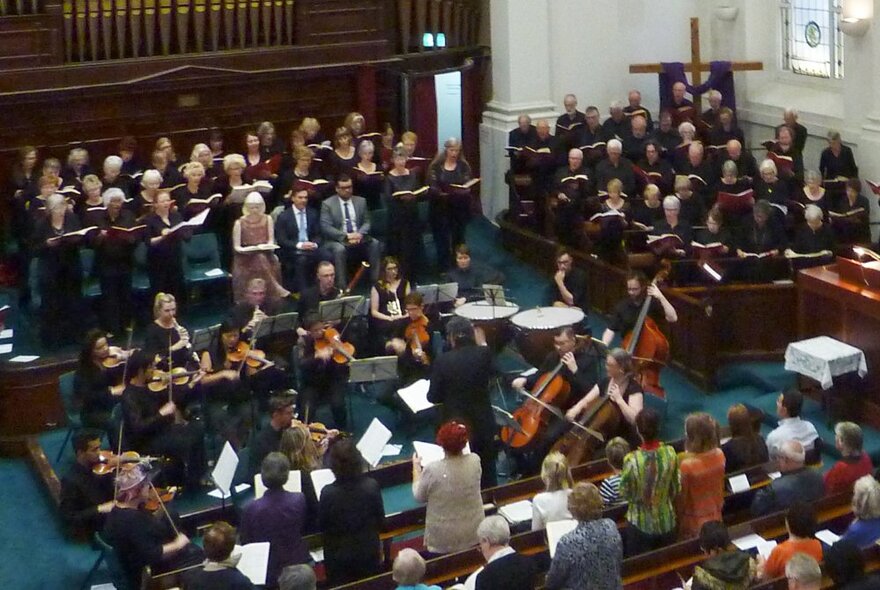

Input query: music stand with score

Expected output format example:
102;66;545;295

318;295;366;324
416;283;459;306
348;356;399;385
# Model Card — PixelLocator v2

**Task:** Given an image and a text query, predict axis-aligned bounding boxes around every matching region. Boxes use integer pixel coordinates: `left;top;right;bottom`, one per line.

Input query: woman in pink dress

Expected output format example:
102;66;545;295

232;192;290;304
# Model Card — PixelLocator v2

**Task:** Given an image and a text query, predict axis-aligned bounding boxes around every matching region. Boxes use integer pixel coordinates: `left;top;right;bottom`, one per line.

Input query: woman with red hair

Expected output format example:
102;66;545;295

412;421;485;554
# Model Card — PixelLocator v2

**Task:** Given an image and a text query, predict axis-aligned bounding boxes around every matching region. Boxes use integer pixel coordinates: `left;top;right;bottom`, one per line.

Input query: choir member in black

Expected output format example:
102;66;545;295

736;200;787;281
592;178;630;263
275;146;328;211
427;316;499;487
601;270;678;346
671;81;694;109
92;188;138;335
369;256;410;349
428;136;474;270
673;122;696;171
328;127;358;181
118;135;144;177
637;141;675;195
708;108;745;147
631;184;665;230
716;139;757;181
380;123;396;171
299;314;349;429
787;205;836;270
701;90;725;130
189;143;220;184
693;206;735;257
249;393;295;479
300;117;330;152
209;128;225;168
622;115;650;163
32;194;84;348
678;142;717;206
384;146;424;279
62;147;92;190
551;148;591;243
120;350;206;490
448;244;505;306
151;148;184;189
102;463;203;589
257;120;285;161
770;125;805;184
276;189;331;293
777;108;808;154
243;129;275;183
136;169;163;221
576;106;608;167
77;174;105;225
145;190;187;303
9;145;39;200
345;111;379;162
144;292;198;372
101;155;132;200
713;160;752;228
385;292;433;387
171;162;213;220
525;119;564;232
672;174;706;228
551;248;588;310
603;101;631;141
653;110;681;156
156;136;181;170
555;94;587;149
508;114;538;174
59;429;115;537
511;326;603;474
820;130;858;180
594;139;636;198
754;159;790;221
213;154;250;269
624;90;654;131
74;328;128;434
651;195;693;259
830;178;871;245
296;261;341;334
352;140;385;210
401;131;428;182
799;170;832;216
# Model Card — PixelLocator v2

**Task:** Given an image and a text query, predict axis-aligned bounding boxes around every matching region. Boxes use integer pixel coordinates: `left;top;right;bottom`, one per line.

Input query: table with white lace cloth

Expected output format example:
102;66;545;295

784;336;867;390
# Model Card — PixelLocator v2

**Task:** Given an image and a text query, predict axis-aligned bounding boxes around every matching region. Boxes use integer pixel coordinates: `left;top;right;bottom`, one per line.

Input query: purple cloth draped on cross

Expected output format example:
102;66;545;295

658;61;736;112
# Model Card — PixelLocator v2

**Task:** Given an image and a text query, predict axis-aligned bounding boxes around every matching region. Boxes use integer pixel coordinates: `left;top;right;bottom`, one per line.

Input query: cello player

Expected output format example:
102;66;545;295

601;270;677;347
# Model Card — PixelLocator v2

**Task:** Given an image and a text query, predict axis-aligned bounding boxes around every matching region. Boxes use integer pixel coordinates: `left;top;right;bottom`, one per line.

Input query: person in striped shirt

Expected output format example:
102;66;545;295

599;437;630;506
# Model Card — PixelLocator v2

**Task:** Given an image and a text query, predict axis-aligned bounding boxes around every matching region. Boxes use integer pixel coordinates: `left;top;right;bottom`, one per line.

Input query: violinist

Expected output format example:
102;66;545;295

386;292;433;386
121;350;206;491
74;329;129;434
564;348;644;448
299;314;350;429
369;256;410;348
59;429;115;536
601;271;677;347
297;261;341;335
249;393;296;479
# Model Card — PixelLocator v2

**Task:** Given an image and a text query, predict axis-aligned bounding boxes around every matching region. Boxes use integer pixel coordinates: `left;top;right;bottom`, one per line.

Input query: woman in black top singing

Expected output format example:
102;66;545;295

145;190;187;303
428;137;474;270
384;145;425;279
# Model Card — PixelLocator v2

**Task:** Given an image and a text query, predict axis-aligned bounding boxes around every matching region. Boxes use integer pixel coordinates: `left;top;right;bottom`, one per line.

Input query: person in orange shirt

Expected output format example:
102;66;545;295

758;502;823;581
676;412;726;539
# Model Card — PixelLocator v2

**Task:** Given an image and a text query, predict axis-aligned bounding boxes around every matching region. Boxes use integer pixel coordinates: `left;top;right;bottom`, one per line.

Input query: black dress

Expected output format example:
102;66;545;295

384;172;424;279
428;160;473;270
93;209;139;334
351;165;385;210
145;211;186;302
370;279;409;346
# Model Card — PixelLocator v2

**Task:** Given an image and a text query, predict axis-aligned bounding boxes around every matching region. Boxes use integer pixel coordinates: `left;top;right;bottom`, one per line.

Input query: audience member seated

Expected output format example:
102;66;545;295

74;329;126;434
240;453;309;588
721;403;768;473
320;173;381;289
782;553;821;590
677;412;726;539
757;502;822;581
823;538;880;590
751;440;823;516
840;475;880;548
249;394;295;479
599;437;630;506
59;429;116;537
831;178;871;244
183;521;256;590
392;548;440;590
276;189;330;294
448;244;505;306
691;521;756;590
531;452;574;531
819;130;859;180
413;421;484;554
650;195;692;258
466;515;537;590
550;247;588;310
277;564;317;590
545;482;622;590
825;422;874;494
319;438;385;586
765;389;819;457
594;139;636;198
620;408;680;556
786;205;835;270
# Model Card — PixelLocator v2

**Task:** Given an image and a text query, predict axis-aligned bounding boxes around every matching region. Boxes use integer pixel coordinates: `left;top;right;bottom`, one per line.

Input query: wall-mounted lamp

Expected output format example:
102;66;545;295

841;0;872;37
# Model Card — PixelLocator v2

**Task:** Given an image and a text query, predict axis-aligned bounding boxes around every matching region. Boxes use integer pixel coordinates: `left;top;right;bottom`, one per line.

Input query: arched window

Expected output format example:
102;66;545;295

781;0;844;79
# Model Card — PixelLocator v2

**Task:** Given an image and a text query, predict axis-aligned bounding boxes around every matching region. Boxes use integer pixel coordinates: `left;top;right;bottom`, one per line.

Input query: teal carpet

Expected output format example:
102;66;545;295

3;216;878;589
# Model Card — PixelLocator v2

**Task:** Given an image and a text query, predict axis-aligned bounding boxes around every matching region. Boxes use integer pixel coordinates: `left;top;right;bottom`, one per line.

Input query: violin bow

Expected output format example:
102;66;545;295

113;321;136;502
147;480;180;536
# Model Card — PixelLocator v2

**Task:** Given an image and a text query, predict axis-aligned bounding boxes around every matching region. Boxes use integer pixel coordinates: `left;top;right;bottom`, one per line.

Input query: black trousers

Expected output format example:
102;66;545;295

148;260;185;305
99;269;132;334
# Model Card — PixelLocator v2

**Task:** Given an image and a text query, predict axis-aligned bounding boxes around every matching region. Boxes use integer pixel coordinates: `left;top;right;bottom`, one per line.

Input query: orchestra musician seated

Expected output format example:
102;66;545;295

551;248;588;311
297;261;341;334
448;244;505;307
384;291;432;385
248;393;296;480
320;174;381;290
59;429;116;537
602;270;678;347
369;256;411;347
298;314;350;429
74;329;129;434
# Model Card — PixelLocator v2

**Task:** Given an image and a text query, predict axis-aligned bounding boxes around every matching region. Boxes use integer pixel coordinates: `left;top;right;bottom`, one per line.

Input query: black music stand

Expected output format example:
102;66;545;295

416;282;459;306
318;295;365;325
348;356;399;422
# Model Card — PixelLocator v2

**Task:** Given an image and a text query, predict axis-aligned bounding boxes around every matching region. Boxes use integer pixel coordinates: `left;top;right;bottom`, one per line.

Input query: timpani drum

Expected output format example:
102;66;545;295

511;306;585;366
454;302;520;352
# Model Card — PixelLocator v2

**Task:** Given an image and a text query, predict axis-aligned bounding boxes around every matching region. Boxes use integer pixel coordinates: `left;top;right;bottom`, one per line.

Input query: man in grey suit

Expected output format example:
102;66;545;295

750;439;824;517
320;174;381;289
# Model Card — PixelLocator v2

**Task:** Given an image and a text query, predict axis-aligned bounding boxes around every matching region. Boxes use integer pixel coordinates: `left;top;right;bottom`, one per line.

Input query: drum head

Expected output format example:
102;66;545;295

510;306;585;330
455;301;520;321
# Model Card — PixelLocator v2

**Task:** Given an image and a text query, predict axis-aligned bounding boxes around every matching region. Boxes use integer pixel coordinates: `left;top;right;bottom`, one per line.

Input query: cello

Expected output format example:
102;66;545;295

500;360;573;450
550;393;620;467
621;263;671;398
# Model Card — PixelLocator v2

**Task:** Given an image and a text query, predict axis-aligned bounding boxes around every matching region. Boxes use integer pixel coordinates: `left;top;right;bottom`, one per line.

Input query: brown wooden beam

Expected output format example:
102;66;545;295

629;61;764;74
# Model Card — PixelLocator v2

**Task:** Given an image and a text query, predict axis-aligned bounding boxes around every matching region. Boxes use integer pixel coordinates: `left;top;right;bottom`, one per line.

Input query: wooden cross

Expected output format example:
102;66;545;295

628;17;763;112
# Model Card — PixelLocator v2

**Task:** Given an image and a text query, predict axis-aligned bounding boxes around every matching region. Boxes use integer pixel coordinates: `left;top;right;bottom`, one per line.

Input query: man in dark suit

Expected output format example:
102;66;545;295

319;174;381;289
751;440;824;516
276;189;331;293
469;516;537;590
427;316;498;487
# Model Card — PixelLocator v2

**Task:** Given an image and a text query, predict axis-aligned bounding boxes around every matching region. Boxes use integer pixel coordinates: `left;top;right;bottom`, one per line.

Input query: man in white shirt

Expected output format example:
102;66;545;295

765;389;819;457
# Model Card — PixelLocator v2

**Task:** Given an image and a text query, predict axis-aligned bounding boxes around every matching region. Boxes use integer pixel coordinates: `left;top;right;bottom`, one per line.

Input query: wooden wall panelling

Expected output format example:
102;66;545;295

294;0;392;46
0;14;62;68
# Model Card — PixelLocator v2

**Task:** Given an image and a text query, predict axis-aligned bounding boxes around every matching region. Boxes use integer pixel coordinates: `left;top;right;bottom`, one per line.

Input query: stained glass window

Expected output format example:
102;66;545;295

781;0;844;79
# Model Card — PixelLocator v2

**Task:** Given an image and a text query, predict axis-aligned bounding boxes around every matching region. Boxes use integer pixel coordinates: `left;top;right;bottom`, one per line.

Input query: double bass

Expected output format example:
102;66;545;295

621;263;671;398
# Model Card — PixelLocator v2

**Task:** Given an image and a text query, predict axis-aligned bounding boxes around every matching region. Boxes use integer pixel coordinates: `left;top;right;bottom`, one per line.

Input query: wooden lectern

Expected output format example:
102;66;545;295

797;259;880;425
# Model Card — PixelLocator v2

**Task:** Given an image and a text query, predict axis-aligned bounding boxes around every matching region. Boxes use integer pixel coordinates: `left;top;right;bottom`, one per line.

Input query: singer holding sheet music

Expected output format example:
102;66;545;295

92;188;138;336
33;193;84;348
428;138;474;271
384;145;424;279
145;190;187;303
231;192;290;305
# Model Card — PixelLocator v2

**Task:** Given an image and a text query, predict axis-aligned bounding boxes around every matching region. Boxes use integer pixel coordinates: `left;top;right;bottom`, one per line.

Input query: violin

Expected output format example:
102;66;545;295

621;262;671;398
292;418;348;444
101;346;132;369
92;450;158;476
143;486;177;512
314;327;356;364
404;315;431;365
226;341;273;372
147;367;202;392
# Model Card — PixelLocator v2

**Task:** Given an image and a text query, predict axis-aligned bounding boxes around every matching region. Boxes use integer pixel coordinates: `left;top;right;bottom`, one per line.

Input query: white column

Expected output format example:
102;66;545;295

479;0;557;222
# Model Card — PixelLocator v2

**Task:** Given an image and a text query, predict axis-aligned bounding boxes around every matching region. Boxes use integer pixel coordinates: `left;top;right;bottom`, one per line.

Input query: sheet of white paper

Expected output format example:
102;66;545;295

254;470;303;499
719;436;731;445
732;533;769;551
767;471;782;480
815;529;840;546
204;268;225;277
382;444;403;457
357;418;393;468
0;343;12;354
756;540;777;559
413;441;445;467
0;329;13;339
728;474;750;494
9;355;39;362
311;468;336;499
208;483;250;499
397;379;435;413
498;500;533;524
235;542;270;585
520;367;538;377
546;519;578;557
211;442;239;496
90;584;117;590
309;548;325;563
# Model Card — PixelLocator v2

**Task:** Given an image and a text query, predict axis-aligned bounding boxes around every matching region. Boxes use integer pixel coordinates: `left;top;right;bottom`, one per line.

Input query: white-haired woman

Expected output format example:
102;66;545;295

353;139;384;210
232;192;290;304
171;161;213;220
428;137;473;269
94;188;139;335
137;169;163;220
840;475;880;548
33;193;83;347
392;548;440;590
